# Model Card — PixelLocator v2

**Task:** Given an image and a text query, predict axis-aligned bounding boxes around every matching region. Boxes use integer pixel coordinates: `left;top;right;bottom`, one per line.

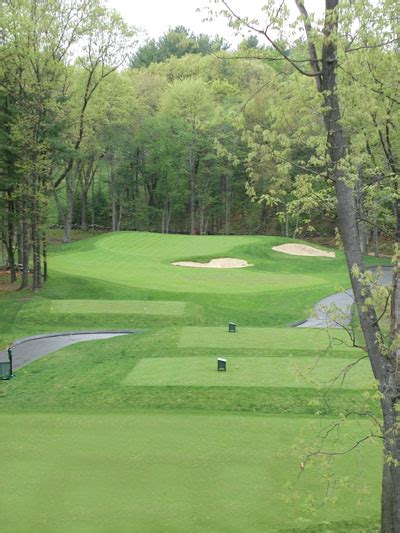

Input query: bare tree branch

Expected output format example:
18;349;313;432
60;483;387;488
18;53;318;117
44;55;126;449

220;0;321;78
346;37;400;53
294;0;323;91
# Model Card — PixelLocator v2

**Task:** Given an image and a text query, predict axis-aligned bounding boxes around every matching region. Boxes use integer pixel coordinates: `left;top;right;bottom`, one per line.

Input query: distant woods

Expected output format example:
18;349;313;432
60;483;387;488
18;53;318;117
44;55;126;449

0;1;398;290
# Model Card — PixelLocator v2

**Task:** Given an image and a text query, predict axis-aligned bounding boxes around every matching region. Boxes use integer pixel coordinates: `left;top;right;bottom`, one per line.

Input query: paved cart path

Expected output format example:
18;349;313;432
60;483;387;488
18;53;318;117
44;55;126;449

297;266;393;329
0;330;141;370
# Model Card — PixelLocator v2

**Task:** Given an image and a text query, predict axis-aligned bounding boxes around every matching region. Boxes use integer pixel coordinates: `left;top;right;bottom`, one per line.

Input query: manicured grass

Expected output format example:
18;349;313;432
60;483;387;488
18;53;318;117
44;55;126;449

51;299;186;316
0;412;380;532
179;326;361;353
123;355;372;389
0;231;389;531
48;232;342;294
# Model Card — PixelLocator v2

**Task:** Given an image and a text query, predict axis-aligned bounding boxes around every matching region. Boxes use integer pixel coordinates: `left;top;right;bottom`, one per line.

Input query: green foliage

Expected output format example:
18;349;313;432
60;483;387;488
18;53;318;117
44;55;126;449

130;26;228;68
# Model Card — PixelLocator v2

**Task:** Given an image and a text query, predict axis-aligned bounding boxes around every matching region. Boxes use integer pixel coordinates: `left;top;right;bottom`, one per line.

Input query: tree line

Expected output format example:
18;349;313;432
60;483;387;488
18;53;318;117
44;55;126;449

1;2;397;292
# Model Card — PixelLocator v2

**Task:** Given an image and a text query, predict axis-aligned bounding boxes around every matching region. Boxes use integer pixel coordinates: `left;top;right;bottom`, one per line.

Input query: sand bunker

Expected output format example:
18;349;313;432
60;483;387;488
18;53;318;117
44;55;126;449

272;244;335;258
172;258;252;269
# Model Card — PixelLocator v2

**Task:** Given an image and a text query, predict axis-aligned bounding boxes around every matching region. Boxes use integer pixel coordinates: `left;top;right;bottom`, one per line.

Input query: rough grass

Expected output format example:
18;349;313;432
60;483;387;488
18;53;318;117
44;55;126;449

0;231;388;531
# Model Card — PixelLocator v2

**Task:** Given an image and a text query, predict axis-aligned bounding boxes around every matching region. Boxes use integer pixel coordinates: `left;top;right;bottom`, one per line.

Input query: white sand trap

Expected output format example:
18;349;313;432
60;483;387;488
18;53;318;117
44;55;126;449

172;258;252;268
272;244;335;258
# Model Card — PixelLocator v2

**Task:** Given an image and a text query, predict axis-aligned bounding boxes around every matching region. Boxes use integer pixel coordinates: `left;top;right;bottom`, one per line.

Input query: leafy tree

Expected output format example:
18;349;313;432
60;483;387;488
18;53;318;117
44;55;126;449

0;0;137;289
54;6;136;242
210;0;400;529
0;0;96;288
130;26;227;68
159;77;216;234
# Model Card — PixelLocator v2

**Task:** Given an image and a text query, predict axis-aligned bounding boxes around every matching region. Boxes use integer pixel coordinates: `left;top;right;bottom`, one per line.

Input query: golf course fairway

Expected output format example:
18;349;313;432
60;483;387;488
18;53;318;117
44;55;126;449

0;232;387;531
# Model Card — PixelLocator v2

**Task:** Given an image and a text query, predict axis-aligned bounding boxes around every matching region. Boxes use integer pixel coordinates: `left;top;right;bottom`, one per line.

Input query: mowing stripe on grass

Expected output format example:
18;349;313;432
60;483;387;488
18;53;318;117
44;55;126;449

50;253;327;294
123;356;372;389
49;232;332;294
0;413;380;532
50;299;186;316
179;326;360;353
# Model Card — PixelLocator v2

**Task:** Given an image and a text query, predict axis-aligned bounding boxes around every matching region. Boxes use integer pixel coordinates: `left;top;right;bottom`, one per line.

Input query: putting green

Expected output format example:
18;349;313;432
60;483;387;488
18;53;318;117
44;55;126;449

179;326;360;353
51;300;186;316
49;232;331;294
0;413;379;532
123;356;372;389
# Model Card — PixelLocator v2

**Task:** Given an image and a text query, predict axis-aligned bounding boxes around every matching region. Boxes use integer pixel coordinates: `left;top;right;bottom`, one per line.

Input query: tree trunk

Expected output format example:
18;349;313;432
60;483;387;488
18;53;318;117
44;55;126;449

373;225;379;258
42;233;48;282
190;157;196;235
1;241;7;270
110;172;117;232
81;188;88;231
161;199;171;234
91;178;95;228
284;211;289;238
355;175;368;255
224;175;231;235
17;219;23;266
394;199;400;242
292;0;400;526
117;189;125;232
31;197;41;291
6;193;17;283
330;106;400;533
80;157;97;231
166;200;171;234
200;205;205;235
63;172;74;243
378;260;400;532
6;230;17;284
260;202;268;234
54;190;65;227
315;3;400;529
292;215;299;239
380;398;398;533
189;125;197;235
20;214;30;289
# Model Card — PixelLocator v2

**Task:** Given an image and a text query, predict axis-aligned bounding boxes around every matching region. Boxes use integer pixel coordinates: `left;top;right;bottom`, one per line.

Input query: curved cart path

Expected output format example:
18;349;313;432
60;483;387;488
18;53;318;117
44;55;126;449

297;266;393;329
0;330;141;370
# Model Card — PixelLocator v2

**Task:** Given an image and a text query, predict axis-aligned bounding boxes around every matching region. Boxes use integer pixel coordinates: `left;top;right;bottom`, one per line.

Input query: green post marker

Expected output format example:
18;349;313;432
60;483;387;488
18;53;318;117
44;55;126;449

217;358;227;371
7;347;15;378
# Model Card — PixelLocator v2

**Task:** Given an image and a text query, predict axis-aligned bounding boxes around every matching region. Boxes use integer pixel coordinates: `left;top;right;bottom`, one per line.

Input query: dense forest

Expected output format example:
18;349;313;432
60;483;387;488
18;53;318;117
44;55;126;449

0;0;398;290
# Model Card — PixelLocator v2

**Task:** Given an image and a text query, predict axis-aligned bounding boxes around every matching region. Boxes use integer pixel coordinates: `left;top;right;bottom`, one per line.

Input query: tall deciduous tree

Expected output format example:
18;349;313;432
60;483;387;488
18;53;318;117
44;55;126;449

211;0;400;529
54;6;136;242
160;77;215;234
0;0;95;288
0;0;137;288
